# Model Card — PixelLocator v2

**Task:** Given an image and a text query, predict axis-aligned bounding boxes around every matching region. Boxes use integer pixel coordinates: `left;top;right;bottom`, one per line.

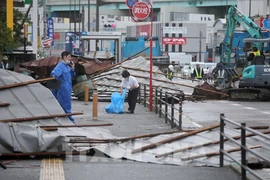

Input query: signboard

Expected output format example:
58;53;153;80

126;0;138;8
132;2;150;20
54;32;60;40
86;32;122;36
25;0;32;4
262;18;270;30
162;37;187;45
254;17;270;30
136;24;150;37
47;17;54;46
163;27;187;34
65;32;74;53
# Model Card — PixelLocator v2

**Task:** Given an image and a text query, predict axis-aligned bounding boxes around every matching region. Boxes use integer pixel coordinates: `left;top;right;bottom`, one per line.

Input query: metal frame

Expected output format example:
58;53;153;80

220;113;270;180
80;32;122;63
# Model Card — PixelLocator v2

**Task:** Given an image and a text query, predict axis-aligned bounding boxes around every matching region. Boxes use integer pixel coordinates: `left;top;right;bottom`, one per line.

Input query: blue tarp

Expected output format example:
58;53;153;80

105;88;127;114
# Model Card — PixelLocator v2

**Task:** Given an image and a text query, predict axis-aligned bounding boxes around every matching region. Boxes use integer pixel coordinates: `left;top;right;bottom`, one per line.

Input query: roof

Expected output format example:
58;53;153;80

0;69;73;153
213;18;226;27
92;56;186;95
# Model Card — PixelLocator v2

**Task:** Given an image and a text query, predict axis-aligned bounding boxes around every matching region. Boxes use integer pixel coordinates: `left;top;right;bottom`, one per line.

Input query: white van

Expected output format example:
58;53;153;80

189;62;206;74
182;62;206;78
182;65;191;78
204;63;217;74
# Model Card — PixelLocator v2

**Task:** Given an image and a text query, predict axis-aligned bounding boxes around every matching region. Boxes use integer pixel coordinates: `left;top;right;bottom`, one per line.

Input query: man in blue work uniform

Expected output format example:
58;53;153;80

50;51;76;123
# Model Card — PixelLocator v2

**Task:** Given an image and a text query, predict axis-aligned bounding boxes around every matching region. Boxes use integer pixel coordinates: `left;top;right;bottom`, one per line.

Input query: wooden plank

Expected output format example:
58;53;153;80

0;102;10;107
155;130;270;158
235;126;269;130
131;124;220;154
40;123;113;129
0;151;79;157
0;77;55;90
0;112;83;123
42;127;58;131
181;145;261;161
69;129;191;143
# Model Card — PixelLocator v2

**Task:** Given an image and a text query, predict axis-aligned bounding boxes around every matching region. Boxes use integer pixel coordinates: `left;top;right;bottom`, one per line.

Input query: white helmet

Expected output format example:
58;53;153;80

168;65;174;71
2;56;8;61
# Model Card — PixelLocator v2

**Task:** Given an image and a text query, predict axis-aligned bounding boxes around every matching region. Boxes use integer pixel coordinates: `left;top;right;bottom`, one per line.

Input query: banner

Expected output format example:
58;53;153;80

162;37;187;45
47;17;54;46
42;38;53;48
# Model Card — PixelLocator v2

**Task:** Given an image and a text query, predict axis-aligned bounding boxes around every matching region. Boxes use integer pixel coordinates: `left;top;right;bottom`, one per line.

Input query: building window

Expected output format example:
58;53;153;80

170;12;188;21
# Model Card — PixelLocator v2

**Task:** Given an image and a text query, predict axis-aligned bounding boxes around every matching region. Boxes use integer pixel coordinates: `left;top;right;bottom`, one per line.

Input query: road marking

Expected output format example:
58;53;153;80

40;158;65;180
230;103;242;106
218;100;229;103
244;107;256;110
262;111;270;115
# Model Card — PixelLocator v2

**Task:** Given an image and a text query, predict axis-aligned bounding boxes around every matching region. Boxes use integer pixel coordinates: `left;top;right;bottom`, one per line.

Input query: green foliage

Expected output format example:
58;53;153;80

0;20;15;57
0;8;31;56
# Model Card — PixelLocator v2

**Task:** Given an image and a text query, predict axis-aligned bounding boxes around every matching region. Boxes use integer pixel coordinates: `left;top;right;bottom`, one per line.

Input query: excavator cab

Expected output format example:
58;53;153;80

228;38;270;100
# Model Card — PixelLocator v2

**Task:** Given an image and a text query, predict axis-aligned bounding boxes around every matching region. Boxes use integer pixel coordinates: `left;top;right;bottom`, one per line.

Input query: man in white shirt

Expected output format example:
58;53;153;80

120;70;140;114
0;56;10;69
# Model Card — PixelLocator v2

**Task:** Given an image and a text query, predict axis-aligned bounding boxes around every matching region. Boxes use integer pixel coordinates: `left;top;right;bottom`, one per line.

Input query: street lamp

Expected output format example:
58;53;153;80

199;30;202;62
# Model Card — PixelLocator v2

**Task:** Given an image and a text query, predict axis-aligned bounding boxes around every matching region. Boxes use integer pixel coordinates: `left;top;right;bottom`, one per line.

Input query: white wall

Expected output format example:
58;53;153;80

237;0;268;17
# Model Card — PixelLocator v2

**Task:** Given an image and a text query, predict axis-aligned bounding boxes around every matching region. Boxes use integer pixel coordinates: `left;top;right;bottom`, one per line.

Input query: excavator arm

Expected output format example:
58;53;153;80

222;6;263;65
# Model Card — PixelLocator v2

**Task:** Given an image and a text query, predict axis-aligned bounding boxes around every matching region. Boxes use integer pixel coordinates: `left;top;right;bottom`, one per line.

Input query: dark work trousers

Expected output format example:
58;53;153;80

127;86;140;112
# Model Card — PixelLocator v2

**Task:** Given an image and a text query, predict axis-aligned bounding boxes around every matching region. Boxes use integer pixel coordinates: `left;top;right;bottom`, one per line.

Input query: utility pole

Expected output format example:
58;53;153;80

82;6;85;55
6;0;13;31
249;0;251;17
69;0;71;32
33;0;38;56
95;0;99;51
88;0;90;53
199;31;202;62
74;0;76;34
43;0;46;38
79;0;81;33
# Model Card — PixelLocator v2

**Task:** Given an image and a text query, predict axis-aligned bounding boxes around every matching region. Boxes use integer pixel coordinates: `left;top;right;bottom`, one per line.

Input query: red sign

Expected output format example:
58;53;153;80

136;24;150;37
132;2;150;20
54;32;60;40
254;17;263;28
162;37;187;45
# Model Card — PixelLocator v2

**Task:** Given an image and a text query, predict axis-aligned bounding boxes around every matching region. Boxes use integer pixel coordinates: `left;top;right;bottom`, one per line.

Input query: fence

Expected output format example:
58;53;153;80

138;83;184;129
219;113;270;180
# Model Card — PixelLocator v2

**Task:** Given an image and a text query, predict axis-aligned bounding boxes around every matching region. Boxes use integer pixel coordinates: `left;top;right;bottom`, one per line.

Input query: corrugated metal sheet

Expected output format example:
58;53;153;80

93;56;186;95
0;69;269;169
14;55;114;78
0;69;73;153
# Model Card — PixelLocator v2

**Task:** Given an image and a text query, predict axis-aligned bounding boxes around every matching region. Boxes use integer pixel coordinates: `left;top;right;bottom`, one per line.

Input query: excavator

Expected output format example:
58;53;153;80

229;38;270;100
213;6;270;100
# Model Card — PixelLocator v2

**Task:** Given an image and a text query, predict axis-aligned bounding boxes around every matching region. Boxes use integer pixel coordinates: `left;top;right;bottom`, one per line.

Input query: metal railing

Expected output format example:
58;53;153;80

220;113;270;180
138;83;183;129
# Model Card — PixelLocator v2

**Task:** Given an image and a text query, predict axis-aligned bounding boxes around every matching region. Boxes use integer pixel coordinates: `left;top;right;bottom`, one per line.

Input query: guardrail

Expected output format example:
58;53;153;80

219;113;270;180
138;83;184;129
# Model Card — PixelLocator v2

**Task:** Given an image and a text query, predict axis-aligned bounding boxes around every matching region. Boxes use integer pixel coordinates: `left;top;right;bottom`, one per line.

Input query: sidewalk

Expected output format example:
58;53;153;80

72;100;200;137
0;99;242;180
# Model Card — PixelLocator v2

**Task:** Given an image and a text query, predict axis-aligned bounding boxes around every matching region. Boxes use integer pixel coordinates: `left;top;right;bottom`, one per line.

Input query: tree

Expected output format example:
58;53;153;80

0;10;15;57
0;8;31;57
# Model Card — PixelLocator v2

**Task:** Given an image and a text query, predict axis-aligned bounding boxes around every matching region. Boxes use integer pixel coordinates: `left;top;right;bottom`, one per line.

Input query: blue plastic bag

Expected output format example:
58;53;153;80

105;88;127;114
